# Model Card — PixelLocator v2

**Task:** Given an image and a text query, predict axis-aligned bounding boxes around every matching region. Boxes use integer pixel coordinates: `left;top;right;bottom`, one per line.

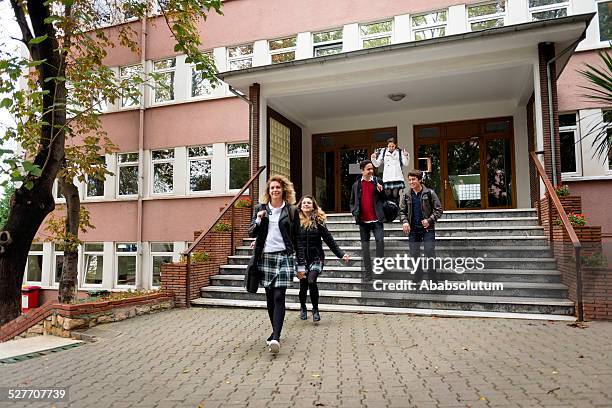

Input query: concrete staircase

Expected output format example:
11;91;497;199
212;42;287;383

191;209;576;321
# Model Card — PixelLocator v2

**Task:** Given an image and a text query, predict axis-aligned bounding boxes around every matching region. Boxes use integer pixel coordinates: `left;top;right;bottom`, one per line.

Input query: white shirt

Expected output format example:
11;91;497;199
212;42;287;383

260;201;287;253
371;148;409;183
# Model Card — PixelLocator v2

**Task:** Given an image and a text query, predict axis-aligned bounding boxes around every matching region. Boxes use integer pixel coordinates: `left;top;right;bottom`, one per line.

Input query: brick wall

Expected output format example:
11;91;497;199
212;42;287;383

582;266;612;320
540;195;582;241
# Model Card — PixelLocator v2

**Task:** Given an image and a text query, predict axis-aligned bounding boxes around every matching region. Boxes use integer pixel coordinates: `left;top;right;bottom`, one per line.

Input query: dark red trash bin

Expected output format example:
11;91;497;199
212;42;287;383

21;285;41;313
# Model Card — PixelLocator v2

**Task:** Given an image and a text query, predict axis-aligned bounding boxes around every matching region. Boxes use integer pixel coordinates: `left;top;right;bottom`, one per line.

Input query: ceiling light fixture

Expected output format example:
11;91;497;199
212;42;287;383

388;93;406;102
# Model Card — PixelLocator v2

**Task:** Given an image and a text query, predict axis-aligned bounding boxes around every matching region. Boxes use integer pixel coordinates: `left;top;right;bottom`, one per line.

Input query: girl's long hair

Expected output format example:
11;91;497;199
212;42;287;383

297;195;327;229
261;174;296;205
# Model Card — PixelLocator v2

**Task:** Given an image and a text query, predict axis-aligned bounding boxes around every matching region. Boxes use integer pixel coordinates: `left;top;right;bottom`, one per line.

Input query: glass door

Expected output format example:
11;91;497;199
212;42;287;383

340;148;370;212
443;138;484;210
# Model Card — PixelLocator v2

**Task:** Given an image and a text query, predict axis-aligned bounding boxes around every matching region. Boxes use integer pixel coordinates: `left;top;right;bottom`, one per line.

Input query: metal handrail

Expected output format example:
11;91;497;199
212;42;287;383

181;166;266;308
530;151;583;321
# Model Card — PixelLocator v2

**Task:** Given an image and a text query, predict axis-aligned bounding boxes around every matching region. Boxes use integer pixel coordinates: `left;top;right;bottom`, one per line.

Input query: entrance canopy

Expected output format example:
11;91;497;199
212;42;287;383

218;14;592;124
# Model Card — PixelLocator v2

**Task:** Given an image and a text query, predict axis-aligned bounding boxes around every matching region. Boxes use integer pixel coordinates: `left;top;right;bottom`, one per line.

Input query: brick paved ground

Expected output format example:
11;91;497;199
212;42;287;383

1;308;612;407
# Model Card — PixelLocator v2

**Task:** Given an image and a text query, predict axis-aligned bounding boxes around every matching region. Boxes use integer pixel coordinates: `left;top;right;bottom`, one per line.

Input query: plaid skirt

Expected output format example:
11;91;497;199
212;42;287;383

259;251;296;288
383;180;405;190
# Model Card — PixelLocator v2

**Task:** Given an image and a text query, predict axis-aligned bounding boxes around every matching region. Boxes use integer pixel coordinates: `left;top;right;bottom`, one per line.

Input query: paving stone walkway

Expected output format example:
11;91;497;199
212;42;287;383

1;308;612;407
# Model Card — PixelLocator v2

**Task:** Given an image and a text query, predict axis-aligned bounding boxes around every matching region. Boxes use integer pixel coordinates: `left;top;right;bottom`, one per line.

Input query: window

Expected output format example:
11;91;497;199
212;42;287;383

53;243;64;285
151;149;174;195
85;156;106;198
151;242;174;288
83;243;104;286
269;36;297;64
152;58;176;103
54;179;65;200
191;52;214;98
360;20;392;48
529;0;569;21
559;113;580;175
412;11;447;41
604;110;612;171
468;2;506;31
269;119;291;178
117;152;139;196
227;143;249;190
115;243;137;287
26;243;43;283
227;44;254;70
313;29;343;56
599;1;612;42
119;64;142;108
188;145;213;193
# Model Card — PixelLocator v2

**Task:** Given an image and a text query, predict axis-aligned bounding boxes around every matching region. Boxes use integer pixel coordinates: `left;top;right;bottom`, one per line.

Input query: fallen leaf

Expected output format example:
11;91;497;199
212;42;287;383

552;370;558;375
463;347;469;351
578;355;584;359
315;404;326;407
225;380;231;384
312;374;321;378
567;322;589;329
182;369;190;374
479;396;487;401
547;387;560;394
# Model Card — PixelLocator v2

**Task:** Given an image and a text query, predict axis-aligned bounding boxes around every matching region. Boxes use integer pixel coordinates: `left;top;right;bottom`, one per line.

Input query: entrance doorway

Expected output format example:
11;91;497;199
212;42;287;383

312;128;396;213
415;117;516;210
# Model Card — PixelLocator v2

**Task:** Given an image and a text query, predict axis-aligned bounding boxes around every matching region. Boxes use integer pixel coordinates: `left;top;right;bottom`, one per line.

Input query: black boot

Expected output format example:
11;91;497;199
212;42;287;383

300;307;307;320
312;309;321;323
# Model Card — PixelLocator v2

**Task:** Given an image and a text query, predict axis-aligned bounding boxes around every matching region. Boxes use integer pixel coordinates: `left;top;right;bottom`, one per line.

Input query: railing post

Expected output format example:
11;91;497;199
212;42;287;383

547;194;554;255
185;253;191;308
230;206;235;256
575;246;584;322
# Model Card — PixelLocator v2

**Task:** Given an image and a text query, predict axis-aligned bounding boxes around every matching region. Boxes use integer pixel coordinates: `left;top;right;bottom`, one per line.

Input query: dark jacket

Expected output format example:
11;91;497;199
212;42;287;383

249;202;299;261
296;220;346;267
349;176;385;225
399;186;443;229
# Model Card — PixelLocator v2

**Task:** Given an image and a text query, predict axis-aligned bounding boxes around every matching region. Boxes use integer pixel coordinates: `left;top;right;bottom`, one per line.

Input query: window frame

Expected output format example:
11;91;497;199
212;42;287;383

227;44;254;71
82;243;104;288
53;179;66;204
187;145;214;195
119;64;142;109
559;112;581;177
115;242;138;289
528;0;570;21
312;28;343;57
603;109;612;174
150;149;175;196
52;243;64;286
268;36;297;64
151;58;176;104
467;1;507;31
226;142;250;193
117;152;139;198
597;0;612;43
359;20;393;49
84;156;106;200
411;10;448;41
150;242;174;289
25;244;44;284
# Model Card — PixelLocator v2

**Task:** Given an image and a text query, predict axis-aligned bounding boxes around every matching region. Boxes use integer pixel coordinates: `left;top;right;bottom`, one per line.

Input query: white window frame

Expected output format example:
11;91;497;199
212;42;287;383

603;109;612;174
52;243;64;286
411;10;448;41
82;243;105;288
359;20;393;49
559;113;581;177
53;179;66;204
528;0;570;21
226;142;250;193
190;64;214;99
25;244;44;284
150;242;174;289
227;44;254;71
117;152;139;198
151;149;175;196
597;0;612;44
312;29;343;57
119;64;142;109
467;1;506;31
115;242;138;289
84;156;106;200
187;145;214;195
151;58;176;104
268;36;297;64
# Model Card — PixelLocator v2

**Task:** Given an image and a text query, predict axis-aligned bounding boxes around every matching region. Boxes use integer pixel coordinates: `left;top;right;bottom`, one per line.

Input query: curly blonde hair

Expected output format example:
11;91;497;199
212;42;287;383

297;195;327;229
261;174;296;205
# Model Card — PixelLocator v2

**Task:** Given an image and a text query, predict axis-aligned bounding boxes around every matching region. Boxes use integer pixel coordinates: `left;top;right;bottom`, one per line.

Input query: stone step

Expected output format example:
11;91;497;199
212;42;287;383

325;217;540;229
190;298;576;321
325;209;537;221
294;226;546;238
208;275;567;298
198;286;574;315
241;236;550;247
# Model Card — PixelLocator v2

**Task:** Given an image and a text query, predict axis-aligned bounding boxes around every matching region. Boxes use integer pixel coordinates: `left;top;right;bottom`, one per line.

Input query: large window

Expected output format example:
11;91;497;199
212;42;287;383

598;1;612;42
115;243;137;287
604;110;612;171
85;156;106;199
269;36;297;64
151;242;174;288
468;2;506;31
191;51;214;98
529;0;569;21
83;243;104;286
117;152;139;196
227;44;254;70
26;243;43;283
119;64;142;108
53;243;64;285
560;113;580;175
313;29;343;56
360;20;392;48
412;11;447;41
151;149;174;195
152;58;176;103
227;143;249;191
188;145;213;193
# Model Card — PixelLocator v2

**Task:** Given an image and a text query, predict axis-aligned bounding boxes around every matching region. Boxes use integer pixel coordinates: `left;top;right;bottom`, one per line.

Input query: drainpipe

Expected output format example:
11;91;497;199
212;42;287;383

137;9;148;289
545;36;584;185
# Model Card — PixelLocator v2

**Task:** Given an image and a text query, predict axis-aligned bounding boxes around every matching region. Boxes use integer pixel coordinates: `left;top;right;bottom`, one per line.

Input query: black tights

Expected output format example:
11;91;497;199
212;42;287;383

384;187;401;204
265;287;286;341
298;271;319;311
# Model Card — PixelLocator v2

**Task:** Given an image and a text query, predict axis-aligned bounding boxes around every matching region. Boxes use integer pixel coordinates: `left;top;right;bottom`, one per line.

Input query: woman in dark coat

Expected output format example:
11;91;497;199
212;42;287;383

296;195;349;323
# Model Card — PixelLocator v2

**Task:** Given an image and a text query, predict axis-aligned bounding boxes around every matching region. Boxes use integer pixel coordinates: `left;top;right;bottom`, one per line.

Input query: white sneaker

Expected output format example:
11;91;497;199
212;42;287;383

268;340;280;354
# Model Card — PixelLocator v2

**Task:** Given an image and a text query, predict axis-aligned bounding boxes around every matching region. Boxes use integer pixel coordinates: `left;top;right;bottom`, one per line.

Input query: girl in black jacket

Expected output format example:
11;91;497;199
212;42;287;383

296;195;349;322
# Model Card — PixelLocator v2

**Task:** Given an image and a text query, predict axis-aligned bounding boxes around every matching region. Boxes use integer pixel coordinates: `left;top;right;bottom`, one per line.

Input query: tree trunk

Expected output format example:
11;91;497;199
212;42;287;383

58;179;80;304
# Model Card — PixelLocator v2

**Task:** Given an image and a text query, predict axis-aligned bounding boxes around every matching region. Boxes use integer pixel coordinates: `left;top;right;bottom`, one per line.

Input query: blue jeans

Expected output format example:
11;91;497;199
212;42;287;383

408;227;437;282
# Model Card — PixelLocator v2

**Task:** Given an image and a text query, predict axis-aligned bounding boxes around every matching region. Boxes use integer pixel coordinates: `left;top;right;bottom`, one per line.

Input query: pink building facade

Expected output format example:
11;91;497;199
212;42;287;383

25;0;612;295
